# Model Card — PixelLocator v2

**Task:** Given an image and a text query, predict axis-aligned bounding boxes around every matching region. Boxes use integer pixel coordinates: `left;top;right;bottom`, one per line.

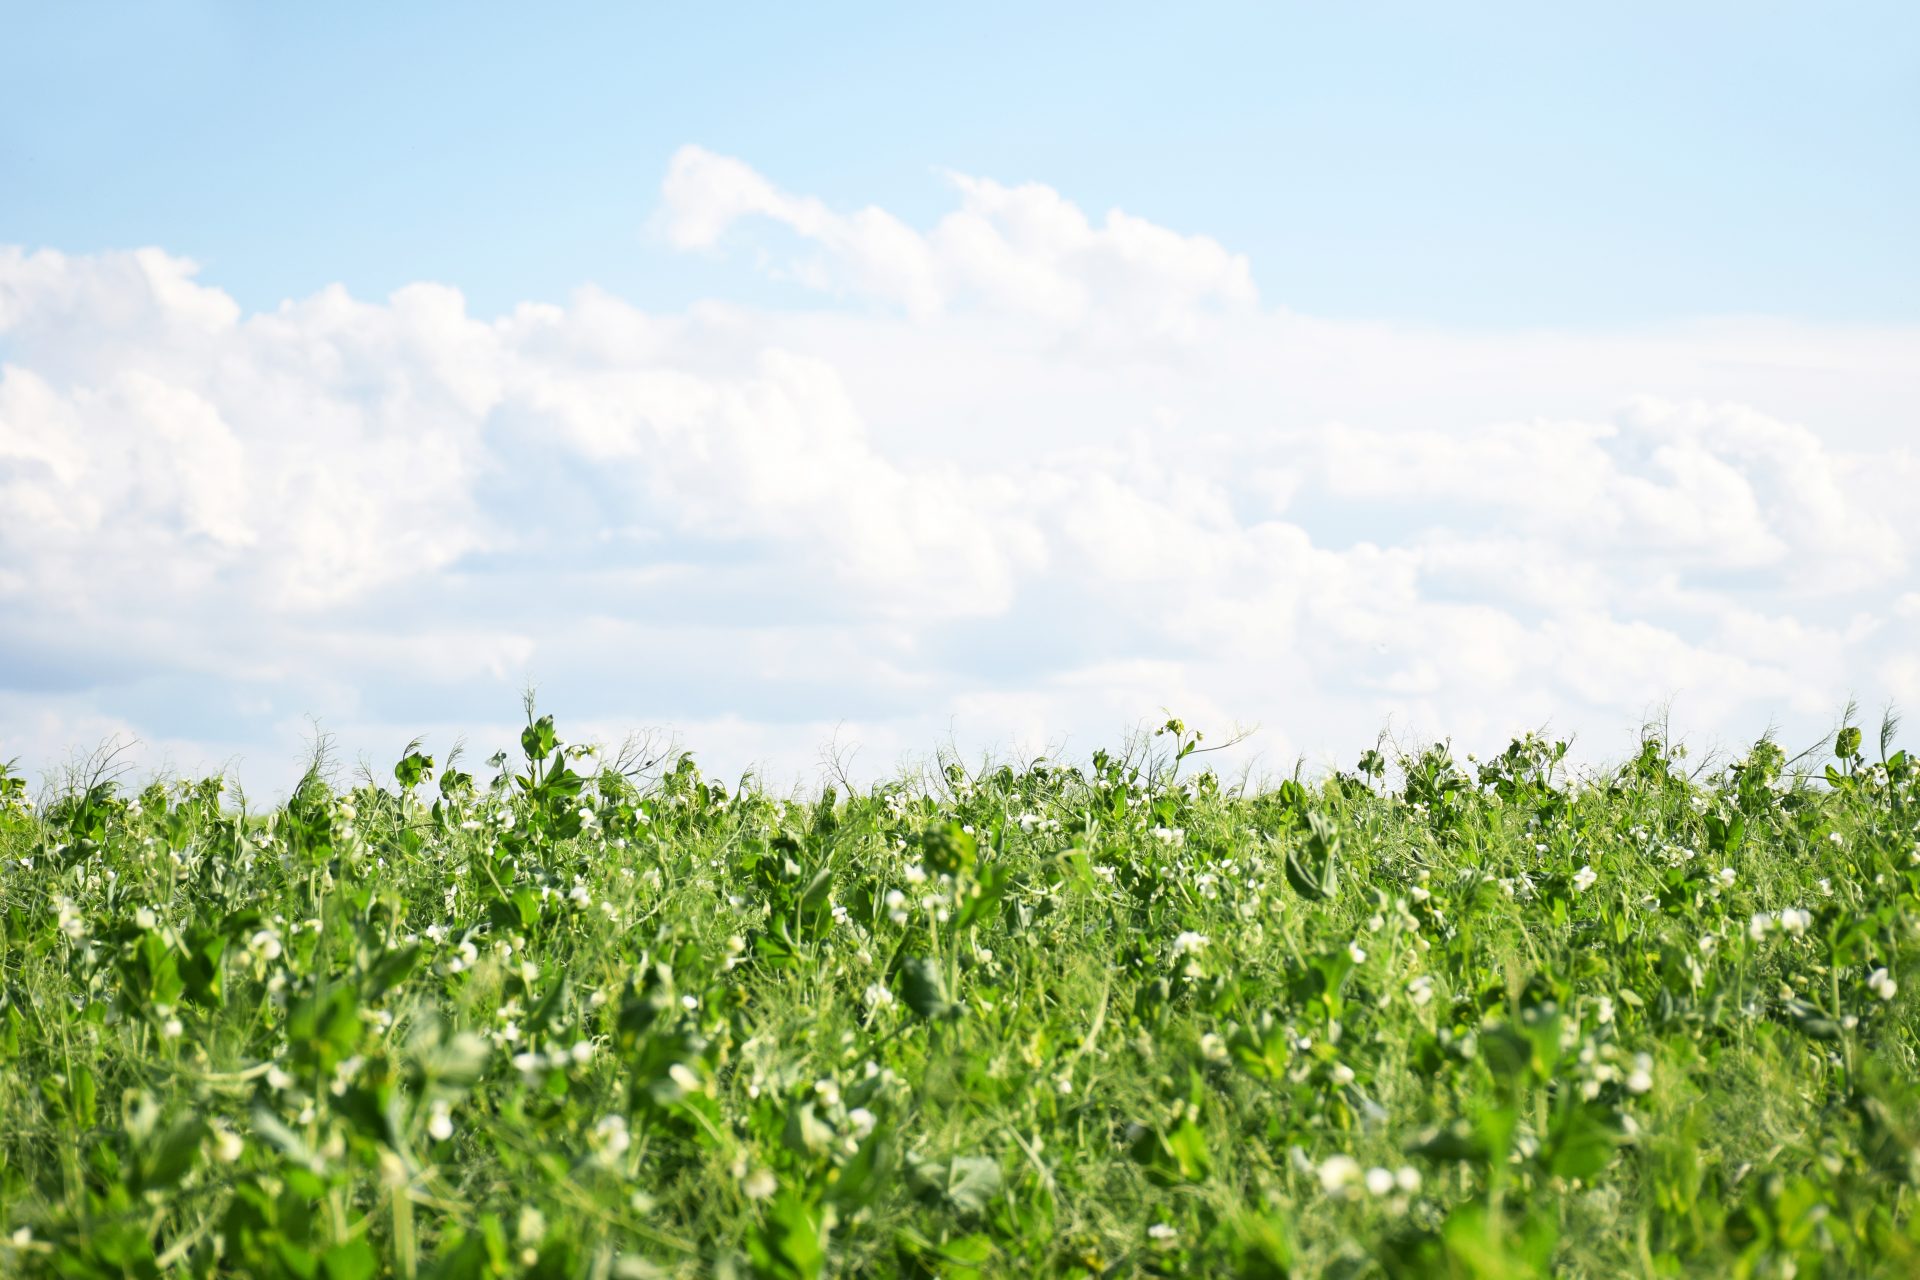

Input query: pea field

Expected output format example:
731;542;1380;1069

1;712;1916;1278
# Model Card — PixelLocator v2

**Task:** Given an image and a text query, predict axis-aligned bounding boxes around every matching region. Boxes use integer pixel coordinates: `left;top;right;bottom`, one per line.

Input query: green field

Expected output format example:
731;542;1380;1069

1;712;1915;1278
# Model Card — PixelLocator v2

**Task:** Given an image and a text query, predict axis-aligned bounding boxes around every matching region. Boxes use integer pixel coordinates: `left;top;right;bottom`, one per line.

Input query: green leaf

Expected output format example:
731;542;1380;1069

321;1237;378;1280
1704;813;1746;856
335;1083;399;1147
364;944;423;1000
900;957;959;1021
941;1155;1003;1215
907;1152;1003;1216
1228;1012;1292;1080
954;862;1011;930
1545;1101;1621;1181
275;1242;322;1279
746;1187;827;1280
522;715;558;762
1439;1202;1559;1279
180;927;228;1009
921;822;978;877
781;1101;835;1157
394;750;435;791
1164;1117;1213;1182
1227;1209;1295;1280
139;1114;207;1191
1129;1117;1212;1186
1284;812;1341;901
828;1127;894;1211
1478;1025;1533;1084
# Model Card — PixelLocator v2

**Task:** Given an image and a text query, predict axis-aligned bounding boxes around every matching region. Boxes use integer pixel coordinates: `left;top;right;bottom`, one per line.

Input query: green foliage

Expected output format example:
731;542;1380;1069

0;719;1915;1277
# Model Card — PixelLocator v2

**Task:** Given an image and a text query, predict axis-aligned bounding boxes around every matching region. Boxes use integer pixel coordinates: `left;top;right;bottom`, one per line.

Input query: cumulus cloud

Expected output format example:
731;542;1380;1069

1286;400;1903;588
657;145;1256;339
2;151;1917;790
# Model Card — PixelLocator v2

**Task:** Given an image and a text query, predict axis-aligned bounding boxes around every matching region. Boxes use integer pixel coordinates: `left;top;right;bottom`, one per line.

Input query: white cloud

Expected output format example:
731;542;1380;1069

2;150;1917;791
657;144;1256;338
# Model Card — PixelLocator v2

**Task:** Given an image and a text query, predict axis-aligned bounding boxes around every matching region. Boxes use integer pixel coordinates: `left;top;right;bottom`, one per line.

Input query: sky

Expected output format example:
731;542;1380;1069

2;3;1918;793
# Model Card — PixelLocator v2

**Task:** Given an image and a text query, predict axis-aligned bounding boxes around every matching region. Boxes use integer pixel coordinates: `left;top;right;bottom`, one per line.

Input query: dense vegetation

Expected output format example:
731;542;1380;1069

1;711;1916;1278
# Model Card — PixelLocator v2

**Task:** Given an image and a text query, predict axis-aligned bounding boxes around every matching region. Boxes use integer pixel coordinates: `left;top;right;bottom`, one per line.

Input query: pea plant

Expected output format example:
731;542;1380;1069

0;713;1915;1277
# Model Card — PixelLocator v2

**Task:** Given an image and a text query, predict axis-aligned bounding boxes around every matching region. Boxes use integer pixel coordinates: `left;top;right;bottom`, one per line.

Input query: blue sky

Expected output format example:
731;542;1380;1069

6;3;1916;325
2;4;1918;790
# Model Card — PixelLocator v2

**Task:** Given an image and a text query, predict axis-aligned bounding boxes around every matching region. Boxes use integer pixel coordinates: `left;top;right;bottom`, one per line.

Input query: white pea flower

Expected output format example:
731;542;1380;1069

591;1114;631;1166
1317;1154;1362;1196
209;1123;244;1164
55;897;88;941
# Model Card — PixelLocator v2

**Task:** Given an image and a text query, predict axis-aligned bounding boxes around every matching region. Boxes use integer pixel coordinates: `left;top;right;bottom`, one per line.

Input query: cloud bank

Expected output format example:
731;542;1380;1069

3;147;1917;790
